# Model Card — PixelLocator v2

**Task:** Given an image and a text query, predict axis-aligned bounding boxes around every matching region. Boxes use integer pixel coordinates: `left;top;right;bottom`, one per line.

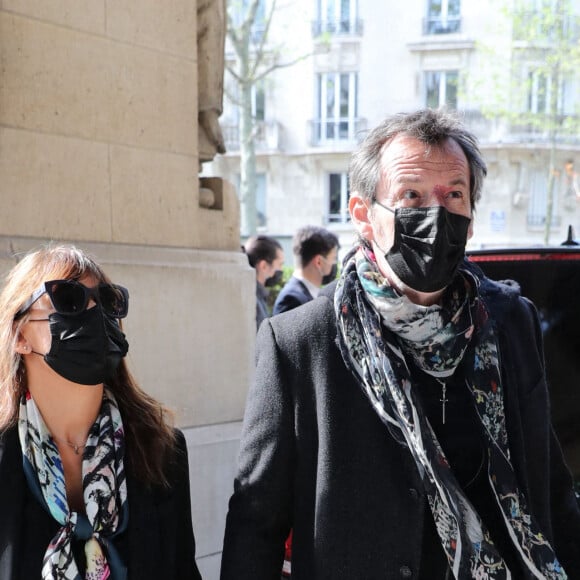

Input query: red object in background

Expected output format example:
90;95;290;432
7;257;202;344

281;529;293;577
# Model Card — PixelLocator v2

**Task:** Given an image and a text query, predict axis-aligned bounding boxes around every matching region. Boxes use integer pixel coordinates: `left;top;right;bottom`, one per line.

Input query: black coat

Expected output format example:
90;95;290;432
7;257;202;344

273;277;314;315
221;275;580;580
0;427;202;580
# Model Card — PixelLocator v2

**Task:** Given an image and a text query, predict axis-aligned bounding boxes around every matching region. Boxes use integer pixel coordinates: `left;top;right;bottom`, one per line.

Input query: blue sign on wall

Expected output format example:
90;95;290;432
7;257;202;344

490;210;506;232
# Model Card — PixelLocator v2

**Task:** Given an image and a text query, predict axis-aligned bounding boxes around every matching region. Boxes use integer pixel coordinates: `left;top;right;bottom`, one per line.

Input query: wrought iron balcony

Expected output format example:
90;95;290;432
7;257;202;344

423;16;461;35
309;117;367;146
527;214;562;228
512;12;580;43
312;18;363;37
460;109;580;145
222;120;284;152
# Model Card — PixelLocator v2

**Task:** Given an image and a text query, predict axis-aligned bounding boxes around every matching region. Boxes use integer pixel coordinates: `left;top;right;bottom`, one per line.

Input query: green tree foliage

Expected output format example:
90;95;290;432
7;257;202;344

468;0;580;243
226;0;316;236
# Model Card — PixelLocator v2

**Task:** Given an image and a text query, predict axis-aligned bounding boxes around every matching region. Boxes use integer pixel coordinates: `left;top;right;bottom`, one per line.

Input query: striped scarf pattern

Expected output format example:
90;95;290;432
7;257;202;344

334;246;566;579
18;388;128;580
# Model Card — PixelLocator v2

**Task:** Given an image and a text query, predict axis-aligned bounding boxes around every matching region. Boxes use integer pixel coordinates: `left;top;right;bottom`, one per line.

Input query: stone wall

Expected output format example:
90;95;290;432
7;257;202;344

0;3;250;577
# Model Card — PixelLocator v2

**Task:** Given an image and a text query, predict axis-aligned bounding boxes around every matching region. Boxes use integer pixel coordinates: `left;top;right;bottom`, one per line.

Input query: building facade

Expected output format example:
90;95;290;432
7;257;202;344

211;0;580;252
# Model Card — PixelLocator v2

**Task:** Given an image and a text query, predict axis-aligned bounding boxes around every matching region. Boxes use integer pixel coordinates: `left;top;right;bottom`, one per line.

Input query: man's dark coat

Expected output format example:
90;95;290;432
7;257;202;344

221;273;580;580
273;276;314;315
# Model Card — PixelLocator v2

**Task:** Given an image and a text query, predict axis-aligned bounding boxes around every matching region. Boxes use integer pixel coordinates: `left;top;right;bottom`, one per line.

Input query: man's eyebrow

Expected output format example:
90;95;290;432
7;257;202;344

449;177;469;187
393;174;421;184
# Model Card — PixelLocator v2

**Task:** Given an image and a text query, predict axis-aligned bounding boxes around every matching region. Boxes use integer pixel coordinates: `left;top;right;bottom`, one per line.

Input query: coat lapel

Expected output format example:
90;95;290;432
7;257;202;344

0;428;26;580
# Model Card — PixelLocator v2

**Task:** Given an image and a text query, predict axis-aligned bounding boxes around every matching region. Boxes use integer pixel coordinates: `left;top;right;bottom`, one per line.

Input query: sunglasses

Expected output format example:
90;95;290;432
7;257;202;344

16;279;129;319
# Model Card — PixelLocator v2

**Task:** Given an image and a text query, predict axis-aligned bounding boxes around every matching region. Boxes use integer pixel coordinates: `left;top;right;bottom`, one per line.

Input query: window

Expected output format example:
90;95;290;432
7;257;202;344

314;0;360;35
528;70;549;114
327;172;350;224
230;0;266;44
253;80;266;122
426;0;461;34
255;173;267;228
227;80;266;124
527;168;560;228
237;173;267;229
316;72;358;142
425;71;458;109
525;70;572;115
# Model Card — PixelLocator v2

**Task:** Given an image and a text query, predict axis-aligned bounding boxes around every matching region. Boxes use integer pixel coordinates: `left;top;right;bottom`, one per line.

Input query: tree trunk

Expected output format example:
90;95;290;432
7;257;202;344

544;143;557;245
239;81;258;236
544;51;561;245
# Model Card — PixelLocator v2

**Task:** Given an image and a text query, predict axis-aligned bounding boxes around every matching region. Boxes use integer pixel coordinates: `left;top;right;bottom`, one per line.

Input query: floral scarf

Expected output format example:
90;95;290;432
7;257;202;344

334;245;566;579
18;388;128;580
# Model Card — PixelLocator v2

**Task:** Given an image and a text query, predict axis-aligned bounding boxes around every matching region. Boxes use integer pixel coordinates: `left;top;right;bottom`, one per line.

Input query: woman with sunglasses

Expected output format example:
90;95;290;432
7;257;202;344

0;244;202;580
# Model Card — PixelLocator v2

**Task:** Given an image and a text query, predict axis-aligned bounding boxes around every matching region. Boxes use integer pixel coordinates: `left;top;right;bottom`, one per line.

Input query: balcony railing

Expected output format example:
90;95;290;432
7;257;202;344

222;120;283;152
312;18;363;37
512;12;580;43
460;109;580;145
309;117;367;146
423;16;461;35
326;210;351;224
527;214;562;228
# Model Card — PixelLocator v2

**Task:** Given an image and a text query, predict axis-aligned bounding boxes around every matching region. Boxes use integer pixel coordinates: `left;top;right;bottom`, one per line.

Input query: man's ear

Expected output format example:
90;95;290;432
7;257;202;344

256;259;269;274
349;193;374;242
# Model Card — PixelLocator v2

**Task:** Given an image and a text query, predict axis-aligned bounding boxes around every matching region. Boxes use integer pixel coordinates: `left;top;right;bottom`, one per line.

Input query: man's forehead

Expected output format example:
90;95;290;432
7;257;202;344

379;134;469;177
381;133;463;158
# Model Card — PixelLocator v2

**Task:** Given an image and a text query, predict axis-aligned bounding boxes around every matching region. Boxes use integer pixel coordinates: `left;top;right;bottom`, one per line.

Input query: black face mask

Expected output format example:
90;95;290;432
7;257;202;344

265;269;284;287
377;204;470;293
322;263;338;286
33;305;129;385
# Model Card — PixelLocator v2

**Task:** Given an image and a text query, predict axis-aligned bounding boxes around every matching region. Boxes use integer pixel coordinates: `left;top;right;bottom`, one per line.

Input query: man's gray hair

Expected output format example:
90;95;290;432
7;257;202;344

349;109;487;209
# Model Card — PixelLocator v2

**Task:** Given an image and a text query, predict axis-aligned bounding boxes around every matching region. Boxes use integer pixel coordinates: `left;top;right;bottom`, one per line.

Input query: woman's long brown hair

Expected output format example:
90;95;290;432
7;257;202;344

0;244;176;487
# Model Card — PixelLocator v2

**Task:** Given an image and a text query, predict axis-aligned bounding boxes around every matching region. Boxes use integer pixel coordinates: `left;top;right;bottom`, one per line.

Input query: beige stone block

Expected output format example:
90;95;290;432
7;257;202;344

0;128;112;241
2;0;106;35
105;40;198;156
118;258;255;426
109;145;197;247
106;0;197;58
0;239;255;426
198;179;242;251
0;12;198;155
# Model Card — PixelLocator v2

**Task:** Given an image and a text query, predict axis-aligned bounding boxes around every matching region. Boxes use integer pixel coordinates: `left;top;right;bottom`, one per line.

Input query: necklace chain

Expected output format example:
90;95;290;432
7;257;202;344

51;434;87;455
434;378;487;487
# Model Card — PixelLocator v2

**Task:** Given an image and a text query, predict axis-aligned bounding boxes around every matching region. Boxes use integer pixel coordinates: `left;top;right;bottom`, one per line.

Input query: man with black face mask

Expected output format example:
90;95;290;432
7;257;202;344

222;110;580;580
243;234;285;331
273;225;339;316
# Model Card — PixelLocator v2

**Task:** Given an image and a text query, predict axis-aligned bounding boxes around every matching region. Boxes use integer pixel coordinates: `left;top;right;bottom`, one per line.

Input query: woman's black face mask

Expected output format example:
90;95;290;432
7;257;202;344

31;305;129;385
374;201;471;293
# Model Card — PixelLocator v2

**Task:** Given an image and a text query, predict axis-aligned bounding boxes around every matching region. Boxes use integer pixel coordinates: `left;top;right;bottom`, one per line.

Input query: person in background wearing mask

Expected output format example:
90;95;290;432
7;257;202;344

272;225;338;577
244;235;285;331
0;244;202;580
221;110;580;579
273;225;339;316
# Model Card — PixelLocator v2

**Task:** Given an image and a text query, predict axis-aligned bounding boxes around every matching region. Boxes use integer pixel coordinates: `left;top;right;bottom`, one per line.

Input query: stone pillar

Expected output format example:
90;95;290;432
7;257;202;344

0;4;251;577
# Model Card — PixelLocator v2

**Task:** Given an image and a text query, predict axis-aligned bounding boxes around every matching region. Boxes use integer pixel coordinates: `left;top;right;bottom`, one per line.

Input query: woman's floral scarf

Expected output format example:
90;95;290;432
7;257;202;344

18;388;128;580
334;245;566;579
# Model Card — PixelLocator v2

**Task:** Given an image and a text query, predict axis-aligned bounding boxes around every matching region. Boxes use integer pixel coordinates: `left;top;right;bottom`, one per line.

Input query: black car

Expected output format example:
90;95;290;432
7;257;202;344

467;229;580;494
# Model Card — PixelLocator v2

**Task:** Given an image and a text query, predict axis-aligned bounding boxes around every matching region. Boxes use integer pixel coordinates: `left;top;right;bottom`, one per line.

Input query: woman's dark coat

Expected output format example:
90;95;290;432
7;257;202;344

221;273;580;579
0;427;202;580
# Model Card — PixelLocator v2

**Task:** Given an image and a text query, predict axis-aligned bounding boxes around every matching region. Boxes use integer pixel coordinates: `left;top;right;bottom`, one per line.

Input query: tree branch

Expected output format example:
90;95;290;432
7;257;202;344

254;51;314;82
